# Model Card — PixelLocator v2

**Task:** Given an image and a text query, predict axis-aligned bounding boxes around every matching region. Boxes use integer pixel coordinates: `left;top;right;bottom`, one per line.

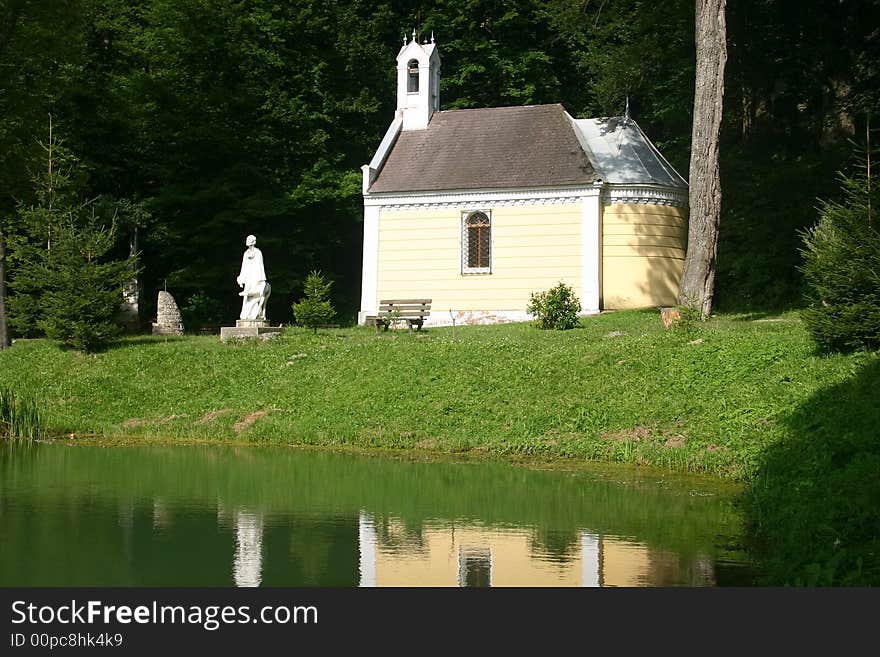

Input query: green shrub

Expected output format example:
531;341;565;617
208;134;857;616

799;157;880;352
292;271;336;332
526;281;582;330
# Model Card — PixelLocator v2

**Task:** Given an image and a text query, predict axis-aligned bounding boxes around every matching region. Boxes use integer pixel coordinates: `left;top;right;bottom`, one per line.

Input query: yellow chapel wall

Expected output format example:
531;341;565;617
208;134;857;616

375;204;583;314
601;203;687;309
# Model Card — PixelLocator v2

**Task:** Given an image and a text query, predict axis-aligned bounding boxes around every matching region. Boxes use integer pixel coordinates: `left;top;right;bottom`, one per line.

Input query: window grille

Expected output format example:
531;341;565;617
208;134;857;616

462;211;491;274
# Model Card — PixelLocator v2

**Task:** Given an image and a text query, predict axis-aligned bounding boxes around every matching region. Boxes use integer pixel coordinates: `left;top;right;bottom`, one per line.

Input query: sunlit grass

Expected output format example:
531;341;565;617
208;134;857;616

0;309;871;482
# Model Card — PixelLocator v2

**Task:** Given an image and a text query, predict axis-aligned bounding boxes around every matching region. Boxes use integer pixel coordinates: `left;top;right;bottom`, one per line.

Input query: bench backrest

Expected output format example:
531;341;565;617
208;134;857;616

378;299;431;316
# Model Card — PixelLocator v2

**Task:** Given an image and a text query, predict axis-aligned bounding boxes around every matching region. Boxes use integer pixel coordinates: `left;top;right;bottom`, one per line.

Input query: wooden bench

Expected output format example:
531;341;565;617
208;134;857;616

366;299;432;332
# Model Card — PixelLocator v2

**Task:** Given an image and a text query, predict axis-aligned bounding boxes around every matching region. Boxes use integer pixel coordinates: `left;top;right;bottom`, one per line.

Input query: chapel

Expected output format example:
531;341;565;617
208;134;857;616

358;34;688;326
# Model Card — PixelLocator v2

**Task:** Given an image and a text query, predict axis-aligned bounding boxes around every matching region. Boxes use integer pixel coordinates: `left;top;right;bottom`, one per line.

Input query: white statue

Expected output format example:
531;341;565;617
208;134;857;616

236;234;271;321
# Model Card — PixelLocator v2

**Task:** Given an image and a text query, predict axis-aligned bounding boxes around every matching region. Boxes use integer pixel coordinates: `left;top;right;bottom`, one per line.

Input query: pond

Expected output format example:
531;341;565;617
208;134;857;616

0;442;757;586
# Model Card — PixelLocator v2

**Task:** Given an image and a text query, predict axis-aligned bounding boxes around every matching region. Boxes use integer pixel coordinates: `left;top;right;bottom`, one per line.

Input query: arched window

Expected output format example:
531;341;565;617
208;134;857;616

407;59;419;93
463;211;491;274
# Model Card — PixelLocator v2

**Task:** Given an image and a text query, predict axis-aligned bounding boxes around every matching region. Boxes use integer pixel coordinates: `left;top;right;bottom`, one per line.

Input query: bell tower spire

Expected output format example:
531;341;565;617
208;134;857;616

395;31;440;130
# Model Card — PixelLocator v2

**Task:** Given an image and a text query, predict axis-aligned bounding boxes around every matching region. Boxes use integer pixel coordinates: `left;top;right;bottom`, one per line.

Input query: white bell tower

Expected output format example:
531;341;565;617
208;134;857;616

396;30;440;131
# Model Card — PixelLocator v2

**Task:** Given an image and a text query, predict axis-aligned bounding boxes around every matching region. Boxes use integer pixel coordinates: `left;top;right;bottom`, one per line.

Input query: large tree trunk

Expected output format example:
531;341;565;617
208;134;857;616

679;0;727;317
0;222;9;349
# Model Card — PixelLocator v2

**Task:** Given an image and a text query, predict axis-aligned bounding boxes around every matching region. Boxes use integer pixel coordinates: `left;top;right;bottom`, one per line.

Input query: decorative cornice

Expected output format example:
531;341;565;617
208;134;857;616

603;184;688;208
364;185;601;210
364;183;686;210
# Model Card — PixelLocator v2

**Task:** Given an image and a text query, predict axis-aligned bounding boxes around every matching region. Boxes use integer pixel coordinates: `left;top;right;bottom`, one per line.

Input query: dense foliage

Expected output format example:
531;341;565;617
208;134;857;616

1;0;879;333
800;159;880;352
526;281;581;330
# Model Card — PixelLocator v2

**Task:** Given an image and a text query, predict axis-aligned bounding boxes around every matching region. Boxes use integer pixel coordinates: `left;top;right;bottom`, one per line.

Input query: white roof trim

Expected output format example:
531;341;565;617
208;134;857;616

362;118;403;194
364;184;601;209
369;117;403;170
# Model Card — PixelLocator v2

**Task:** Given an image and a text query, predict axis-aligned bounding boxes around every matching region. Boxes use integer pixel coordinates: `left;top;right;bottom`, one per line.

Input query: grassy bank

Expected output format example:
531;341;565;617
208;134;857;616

1;309;877;583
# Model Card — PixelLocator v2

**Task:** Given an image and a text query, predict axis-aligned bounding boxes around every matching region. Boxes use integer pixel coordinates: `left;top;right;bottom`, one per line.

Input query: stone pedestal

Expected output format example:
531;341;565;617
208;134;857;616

220;320;282;342
236;319;268;328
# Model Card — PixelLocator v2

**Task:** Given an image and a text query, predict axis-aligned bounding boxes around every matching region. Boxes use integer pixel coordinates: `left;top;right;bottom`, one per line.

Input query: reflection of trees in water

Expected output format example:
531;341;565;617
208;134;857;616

647;551;715;587
529;528;581;563
221;501;360;586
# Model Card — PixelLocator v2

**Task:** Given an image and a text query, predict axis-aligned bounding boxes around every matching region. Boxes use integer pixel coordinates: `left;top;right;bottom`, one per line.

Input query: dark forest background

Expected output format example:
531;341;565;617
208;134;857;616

2;0;878;330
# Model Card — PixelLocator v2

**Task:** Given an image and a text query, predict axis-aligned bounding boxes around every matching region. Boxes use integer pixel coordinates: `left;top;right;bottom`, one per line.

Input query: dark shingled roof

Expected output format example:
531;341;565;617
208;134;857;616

369;104;596;193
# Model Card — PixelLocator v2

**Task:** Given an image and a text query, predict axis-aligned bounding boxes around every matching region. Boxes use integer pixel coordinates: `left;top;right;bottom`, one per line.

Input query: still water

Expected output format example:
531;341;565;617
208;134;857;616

0;442;756;586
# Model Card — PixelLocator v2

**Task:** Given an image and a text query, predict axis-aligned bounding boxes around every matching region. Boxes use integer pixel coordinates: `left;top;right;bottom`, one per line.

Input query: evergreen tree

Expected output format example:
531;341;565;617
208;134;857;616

9;125;137;352
800;152;880;352
291;271;335;333
37;214;134;352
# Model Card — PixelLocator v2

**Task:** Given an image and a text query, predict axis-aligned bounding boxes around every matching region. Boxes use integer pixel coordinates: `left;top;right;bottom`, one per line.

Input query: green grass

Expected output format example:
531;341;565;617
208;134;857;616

0;386;42;440
0;309;863;478
1;309;877;584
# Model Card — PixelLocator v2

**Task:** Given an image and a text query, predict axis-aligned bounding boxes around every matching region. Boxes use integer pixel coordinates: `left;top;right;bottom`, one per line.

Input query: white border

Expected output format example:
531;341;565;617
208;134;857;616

357;204;381;325
364;184;602;209
581;195;600;312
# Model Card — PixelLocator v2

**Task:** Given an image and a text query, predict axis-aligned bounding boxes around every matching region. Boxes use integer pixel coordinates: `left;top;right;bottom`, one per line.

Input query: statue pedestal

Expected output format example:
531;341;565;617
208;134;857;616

236;319;269;328
220;320;282;342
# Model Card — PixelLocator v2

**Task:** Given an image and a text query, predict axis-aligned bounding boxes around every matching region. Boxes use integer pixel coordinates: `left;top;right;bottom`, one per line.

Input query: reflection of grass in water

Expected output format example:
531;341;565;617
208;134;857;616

1;442;747;562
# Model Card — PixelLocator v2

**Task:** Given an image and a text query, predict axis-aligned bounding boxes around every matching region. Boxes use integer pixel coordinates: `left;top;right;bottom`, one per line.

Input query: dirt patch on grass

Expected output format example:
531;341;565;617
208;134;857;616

196;409;233;425
158;415;186;424
664;434;688;448
122;415;185;428
233;410;270;433
601;426;652;442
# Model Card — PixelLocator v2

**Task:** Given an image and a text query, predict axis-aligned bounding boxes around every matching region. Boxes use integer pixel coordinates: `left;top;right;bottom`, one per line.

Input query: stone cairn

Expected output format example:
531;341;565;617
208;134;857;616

152;290;184;336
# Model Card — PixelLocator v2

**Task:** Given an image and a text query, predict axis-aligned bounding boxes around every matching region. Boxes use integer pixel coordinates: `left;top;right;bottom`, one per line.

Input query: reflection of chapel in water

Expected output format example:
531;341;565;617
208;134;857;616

137;502;716;587
356;512;716;587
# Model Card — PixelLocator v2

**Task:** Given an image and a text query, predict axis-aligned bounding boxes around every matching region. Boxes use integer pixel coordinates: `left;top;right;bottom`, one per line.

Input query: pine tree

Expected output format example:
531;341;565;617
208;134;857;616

291;271;335;333
800;152;880;352
9;123;137;352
